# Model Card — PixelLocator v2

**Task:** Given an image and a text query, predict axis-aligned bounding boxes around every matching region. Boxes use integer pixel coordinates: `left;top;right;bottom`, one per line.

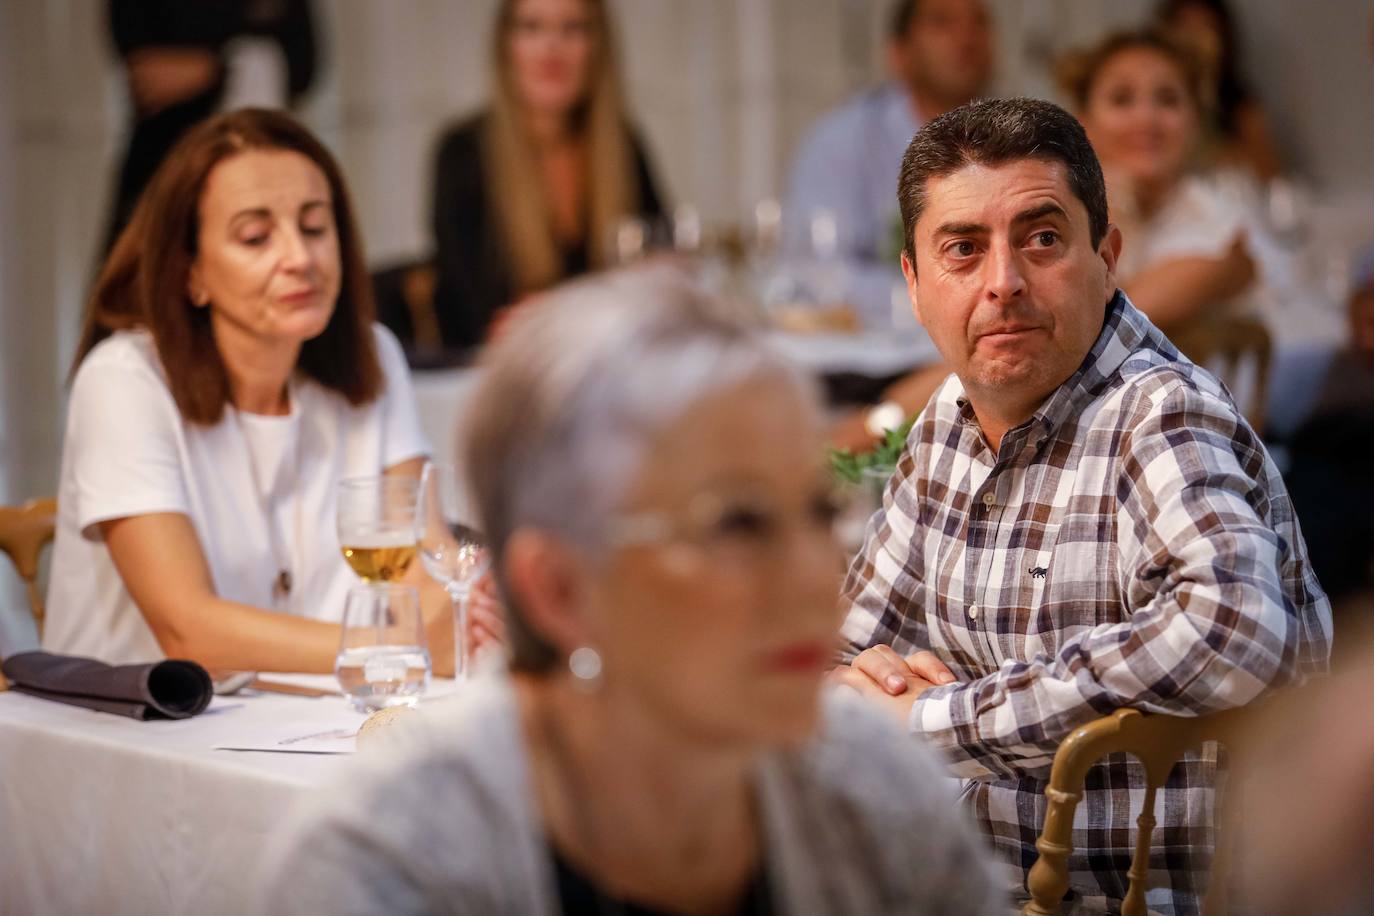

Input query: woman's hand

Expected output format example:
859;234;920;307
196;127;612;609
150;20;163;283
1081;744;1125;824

416;573;504;677
468;575;507;656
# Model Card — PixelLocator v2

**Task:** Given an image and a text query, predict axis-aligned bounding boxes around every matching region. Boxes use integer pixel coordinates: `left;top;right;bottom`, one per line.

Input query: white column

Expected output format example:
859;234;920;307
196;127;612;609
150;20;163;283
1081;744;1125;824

0;1;21;519
736;0;777;213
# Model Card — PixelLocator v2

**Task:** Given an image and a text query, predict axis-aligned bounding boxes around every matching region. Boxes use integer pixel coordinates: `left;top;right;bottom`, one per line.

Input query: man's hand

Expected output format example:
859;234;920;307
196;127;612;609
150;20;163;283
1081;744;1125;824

827;647;957;728
852;645;956;694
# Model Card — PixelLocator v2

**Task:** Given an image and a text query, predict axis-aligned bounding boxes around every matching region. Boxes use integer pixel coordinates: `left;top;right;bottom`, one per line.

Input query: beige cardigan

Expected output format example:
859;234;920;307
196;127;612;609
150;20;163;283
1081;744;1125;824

259;676;1006;915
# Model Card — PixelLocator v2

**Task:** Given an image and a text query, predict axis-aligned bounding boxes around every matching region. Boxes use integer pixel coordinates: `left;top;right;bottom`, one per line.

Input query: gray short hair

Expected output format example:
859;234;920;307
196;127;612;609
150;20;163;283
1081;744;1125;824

462;268;818;673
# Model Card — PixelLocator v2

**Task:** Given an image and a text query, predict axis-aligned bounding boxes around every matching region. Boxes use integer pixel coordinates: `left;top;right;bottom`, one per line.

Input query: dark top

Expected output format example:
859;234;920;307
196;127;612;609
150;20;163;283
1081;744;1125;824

103;0;317;253
428;113;666;349
552;848;774;916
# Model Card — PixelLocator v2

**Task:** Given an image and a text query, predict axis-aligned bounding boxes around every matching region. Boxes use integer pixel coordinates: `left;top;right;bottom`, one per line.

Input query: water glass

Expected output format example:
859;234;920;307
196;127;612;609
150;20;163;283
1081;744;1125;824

335;584;431;712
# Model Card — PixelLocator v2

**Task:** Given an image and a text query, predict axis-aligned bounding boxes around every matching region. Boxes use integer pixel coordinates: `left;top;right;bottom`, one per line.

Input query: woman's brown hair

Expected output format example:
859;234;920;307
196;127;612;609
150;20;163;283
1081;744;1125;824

1058;29;1206;113
74;108;382;425
483;0;637;295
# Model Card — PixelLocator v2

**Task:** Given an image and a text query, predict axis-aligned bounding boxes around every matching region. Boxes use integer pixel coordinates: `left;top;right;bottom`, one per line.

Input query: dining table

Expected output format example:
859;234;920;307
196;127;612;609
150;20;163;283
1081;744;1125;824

0;674;458;916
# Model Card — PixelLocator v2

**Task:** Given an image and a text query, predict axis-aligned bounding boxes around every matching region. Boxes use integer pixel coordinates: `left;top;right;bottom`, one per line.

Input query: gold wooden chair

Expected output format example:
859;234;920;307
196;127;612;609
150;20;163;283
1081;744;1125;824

373;261;441;354
1022;706;1256;916
399;263;440;351
0;497;57;692
1171;316;1273;435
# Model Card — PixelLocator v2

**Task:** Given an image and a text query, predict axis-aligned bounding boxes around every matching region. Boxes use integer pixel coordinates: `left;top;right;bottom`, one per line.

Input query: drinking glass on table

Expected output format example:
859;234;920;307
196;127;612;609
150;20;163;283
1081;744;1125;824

834;464;894;556
415;461;489;678
336;476;419;583
336;584;431;712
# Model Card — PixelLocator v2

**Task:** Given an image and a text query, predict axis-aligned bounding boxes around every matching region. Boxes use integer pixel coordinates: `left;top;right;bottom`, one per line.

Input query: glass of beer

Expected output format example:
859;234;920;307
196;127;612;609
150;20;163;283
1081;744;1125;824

336;476;420;583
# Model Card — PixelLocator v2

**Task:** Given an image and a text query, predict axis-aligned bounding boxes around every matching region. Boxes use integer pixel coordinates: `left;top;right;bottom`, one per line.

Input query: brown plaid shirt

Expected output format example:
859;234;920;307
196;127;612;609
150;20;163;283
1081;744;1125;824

839;292;1332;914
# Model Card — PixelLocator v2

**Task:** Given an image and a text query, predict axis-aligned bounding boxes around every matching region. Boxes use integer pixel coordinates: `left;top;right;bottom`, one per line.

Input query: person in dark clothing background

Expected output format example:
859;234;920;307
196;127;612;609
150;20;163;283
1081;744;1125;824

103;0;317;256
429;0;665;351
1155;0;1283;183
1281;251;1374;611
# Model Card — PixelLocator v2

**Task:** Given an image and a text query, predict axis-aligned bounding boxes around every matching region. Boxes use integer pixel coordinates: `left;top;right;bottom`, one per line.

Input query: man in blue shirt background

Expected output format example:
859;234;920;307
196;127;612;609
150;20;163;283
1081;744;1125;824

785;0;994;448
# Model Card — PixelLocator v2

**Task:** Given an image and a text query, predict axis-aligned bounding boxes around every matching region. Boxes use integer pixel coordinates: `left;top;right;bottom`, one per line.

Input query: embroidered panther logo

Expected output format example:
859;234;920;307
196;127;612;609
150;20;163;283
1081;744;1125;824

1028;566;1048;579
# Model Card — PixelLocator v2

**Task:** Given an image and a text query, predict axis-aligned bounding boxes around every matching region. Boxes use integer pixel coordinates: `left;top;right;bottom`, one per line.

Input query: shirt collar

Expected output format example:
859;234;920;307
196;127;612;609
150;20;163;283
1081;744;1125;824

952;291;1159;441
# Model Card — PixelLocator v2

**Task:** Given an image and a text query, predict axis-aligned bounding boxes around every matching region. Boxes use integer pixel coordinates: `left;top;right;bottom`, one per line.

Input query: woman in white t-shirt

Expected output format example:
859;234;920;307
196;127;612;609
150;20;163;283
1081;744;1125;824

1066;29;1257;338
44;109;454;673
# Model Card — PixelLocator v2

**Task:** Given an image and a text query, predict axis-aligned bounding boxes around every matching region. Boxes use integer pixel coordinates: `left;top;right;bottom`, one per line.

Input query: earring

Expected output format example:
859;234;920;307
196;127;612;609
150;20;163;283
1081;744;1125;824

568;646;602;688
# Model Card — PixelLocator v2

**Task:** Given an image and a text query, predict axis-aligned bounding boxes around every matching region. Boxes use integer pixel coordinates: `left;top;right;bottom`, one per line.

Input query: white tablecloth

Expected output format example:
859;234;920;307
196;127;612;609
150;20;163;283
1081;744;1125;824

0;676;454;915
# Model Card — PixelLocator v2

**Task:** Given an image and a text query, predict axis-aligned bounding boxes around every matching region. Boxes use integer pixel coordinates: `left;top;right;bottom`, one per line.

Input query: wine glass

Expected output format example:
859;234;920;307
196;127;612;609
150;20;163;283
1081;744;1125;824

335;583;431;712
834;465;893;557
336;476;419;583
415;461;489;678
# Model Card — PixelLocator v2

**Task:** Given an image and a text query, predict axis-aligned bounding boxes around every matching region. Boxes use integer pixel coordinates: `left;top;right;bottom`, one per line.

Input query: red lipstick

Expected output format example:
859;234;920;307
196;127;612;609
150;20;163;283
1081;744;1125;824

760;642;830;674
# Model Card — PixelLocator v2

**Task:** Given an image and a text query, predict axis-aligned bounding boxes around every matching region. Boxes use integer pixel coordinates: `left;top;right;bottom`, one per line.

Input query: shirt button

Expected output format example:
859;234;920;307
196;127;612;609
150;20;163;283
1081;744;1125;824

968;604;980;620
982;492;995;508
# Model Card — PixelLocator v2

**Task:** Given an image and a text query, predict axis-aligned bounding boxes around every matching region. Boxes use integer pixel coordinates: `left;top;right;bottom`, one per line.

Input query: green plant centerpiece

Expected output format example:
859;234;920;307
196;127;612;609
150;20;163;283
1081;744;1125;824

828;417;914;485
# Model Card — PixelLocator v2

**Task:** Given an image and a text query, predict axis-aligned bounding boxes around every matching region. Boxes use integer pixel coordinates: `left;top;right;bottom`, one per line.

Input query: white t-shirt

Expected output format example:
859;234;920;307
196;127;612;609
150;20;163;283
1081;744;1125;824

42;325;431;665
1117;174;1251;304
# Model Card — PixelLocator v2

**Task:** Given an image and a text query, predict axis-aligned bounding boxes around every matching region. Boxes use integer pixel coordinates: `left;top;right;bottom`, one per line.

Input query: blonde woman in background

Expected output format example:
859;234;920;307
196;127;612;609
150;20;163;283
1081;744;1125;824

429;0;666;349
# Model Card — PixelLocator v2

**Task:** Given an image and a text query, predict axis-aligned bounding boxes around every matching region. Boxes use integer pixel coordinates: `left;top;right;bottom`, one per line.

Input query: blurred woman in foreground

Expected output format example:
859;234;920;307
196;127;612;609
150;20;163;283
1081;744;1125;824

262;271;1002;915
429;0;665;349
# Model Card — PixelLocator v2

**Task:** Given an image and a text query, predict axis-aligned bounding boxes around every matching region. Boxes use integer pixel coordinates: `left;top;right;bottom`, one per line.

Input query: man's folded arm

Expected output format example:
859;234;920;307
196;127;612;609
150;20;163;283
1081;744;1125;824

908;383;1312;780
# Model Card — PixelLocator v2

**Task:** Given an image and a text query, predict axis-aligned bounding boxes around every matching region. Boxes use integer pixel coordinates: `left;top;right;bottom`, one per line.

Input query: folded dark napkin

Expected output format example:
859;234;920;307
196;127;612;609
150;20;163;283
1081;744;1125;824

1;651;213;720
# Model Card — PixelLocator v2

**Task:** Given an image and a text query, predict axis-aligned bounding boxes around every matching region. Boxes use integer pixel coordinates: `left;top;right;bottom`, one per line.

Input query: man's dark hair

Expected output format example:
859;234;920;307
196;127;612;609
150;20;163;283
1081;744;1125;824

897;97;1109;264
890;0;919;38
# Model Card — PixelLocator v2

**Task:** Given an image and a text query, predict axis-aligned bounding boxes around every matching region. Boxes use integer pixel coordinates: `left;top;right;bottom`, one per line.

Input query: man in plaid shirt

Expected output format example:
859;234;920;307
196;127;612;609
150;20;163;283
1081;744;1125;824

831;98;1332;914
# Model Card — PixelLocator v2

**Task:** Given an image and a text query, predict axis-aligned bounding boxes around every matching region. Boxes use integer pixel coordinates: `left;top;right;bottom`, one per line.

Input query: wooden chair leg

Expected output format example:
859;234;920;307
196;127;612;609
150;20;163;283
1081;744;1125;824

1122;785;1160;916
25;579;44;640
1024;786;1080;915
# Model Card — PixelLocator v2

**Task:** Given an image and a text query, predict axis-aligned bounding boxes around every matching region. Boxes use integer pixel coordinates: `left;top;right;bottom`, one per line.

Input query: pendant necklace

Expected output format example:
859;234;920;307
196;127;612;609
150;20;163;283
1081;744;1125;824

231;386;305;609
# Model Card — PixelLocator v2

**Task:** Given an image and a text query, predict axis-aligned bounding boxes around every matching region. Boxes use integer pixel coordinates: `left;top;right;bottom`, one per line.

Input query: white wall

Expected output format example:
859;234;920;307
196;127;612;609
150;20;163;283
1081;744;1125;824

0;0;25;645
3;0;1373;649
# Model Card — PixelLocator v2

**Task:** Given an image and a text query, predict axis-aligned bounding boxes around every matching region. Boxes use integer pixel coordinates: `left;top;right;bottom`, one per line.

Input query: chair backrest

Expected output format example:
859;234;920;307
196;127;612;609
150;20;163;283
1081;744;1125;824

1022;706;1256;916
1171;316;1273;435
372;260;440;353
0;498;57;691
